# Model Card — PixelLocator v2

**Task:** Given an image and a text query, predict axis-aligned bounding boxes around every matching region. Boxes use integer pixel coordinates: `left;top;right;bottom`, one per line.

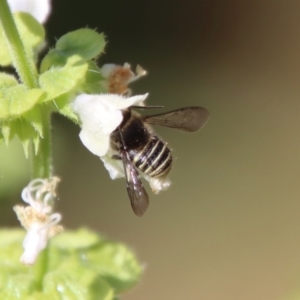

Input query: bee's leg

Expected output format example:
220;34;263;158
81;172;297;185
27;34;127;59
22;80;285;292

111;154;122;160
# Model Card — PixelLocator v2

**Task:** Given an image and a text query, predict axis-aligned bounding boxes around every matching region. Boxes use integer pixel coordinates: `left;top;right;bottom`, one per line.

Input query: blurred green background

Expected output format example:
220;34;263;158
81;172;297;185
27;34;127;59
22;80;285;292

2;0;300;299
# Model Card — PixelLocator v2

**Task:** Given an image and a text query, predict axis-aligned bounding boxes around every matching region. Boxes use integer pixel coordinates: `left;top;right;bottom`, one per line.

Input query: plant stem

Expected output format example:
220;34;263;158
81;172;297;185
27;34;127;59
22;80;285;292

31;110;52;178
34;246;49;291
0;0;38;88
31;110;52;290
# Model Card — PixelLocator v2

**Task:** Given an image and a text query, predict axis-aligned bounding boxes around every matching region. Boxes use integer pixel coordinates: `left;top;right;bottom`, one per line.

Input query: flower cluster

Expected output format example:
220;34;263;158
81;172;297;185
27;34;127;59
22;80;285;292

72;63;171;194
4;0;170;268
13;177;63;265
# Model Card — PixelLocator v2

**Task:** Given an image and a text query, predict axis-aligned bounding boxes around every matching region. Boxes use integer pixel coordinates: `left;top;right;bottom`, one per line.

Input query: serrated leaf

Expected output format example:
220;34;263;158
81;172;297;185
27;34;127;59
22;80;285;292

56;29;105;61
39;56;88;102
32;132;40;154
11;119;39;157
24;107;43;137
1;122;13;144
40;30;105;72
0;12;45;66
0;73;18;89
85;241;143;293
0;85;45;120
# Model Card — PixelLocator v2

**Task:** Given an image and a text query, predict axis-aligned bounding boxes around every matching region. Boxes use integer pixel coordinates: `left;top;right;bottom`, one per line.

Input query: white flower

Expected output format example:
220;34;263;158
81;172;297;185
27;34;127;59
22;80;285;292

13;177;63;266
72;93;171;193
8;0;52;24
101;63;147;96
72;93;148;157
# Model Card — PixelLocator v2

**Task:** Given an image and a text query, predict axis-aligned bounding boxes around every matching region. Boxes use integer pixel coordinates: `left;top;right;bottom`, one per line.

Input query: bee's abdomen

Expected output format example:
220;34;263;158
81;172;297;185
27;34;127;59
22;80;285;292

133;136;172;178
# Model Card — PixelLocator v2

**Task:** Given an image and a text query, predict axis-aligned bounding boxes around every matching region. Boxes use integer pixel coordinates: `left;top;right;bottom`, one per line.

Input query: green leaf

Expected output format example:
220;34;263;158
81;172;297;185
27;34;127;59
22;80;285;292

43;269;113;300
56;29;105;61
0;12;45;66
0;31;11;66
0;273;36;299
0;231;34;299
0;85;45;120
85;241;143;293
39;56;88;102
24;107;43;138
39;50;68;73
0;230;28;271
52;228;101;250
82;61;106;94
0;73;18;88
11;119;40;157
15;12;45;50
40;29;105;72
1;122;13;144
53;93;79;123
0;228;143;299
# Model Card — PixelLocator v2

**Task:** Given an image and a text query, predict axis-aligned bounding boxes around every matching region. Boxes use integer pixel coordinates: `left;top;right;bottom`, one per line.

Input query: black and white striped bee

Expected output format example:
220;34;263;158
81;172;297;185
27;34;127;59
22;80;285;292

110;105;209;217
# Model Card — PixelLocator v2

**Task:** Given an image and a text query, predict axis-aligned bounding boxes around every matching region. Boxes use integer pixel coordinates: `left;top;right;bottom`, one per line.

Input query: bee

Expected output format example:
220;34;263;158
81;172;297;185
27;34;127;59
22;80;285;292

110;105;209;217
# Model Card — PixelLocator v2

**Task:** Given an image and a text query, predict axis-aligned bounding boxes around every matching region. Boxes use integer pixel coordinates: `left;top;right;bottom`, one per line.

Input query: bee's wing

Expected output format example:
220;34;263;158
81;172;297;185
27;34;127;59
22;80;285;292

144;107;209;132
119;149;149;217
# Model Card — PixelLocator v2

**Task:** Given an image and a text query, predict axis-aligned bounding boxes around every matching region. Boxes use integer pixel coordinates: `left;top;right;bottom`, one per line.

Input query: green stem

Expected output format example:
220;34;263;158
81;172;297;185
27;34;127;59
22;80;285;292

34;245;50;291
31;110;52;290
0;0;38;88
31;110;52;178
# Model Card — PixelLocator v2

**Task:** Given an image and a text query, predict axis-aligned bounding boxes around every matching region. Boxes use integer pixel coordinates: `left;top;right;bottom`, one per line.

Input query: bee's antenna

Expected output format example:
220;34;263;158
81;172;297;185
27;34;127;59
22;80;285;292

131;105;164;109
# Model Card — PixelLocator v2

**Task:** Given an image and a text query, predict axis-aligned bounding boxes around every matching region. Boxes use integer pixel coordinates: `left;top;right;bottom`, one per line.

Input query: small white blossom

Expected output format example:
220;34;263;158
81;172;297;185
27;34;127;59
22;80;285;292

8;0;52;24
72;93;171;193
101;63;147;96
72;93;148;157
14;177;63;266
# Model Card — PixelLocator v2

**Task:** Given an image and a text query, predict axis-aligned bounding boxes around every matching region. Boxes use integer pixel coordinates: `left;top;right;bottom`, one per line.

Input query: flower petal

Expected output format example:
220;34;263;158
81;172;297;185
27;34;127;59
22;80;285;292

79;129;111;157
112;93;148;109
72;93;149;156
8;0;52;24
100;154;124;179
20;222;48;265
